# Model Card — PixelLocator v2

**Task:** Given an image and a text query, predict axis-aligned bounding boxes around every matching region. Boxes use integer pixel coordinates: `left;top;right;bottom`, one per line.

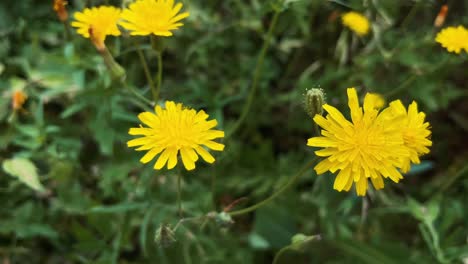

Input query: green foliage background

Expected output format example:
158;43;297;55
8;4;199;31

1;0;467;263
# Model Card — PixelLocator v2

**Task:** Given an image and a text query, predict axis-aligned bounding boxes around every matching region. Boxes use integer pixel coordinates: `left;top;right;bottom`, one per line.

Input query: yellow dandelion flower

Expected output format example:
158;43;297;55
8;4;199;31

307;88;410;196
341;11;370;36
127;101;225;171
119;0;190;36
435;25;468;54
389;100;432;173
71;6;121;50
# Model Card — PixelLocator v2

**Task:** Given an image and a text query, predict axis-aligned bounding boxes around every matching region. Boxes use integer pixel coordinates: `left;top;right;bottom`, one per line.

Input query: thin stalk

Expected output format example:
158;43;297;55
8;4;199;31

177;172;182;217
211;167;217;210
137;49;156;97
226;9;282;138
122;81;153;106
153;51;163;103
228;158;316;217
435;163;468;196
63;22;71;41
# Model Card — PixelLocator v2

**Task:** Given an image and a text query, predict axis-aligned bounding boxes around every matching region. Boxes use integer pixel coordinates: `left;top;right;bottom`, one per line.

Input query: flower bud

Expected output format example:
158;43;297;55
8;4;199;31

53;0;68;22
304;88;325;119
215;212;234;227
154;223;176;248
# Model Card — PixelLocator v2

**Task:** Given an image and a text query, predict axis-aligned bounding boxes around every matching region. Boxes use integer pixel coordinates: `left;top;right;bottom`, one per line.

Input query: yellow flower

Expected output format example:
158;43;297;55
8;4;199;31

389;100;432;173
119;0;189;36
71;6;121;50
127;101;225;171
341;11;370;36
435;25;468;54
307;88;410;196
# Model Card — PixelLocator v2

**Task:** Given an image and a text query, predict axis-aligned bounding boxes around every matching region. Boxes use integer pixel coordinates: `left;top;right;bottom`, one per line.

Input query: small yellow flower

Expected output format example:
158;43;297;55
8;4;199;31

389;100;432;173
341;11;370;36
307;88;410;196
127;101;225;171
435;25;468;54
71;6;121;50
119;0;190;36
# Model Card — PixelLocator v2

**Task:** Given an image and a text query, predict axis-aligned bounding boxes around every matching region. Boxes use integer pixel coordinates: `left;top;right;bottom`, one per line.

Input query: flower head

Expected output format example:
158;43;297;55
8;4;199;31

53;0;68;22
435;25;468;54
307;88;410;196
119;0;190;36
71;6;121;50
389;100;432;173
127;101;224;171
341;11;370;36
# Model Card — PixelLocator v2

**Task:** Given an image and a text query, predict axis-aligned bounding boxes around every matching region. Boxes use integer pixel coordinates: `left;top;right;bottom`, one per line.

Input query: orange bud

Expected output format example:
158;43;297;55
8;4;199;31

434;5;448;28
12;90;27;111
53;0;68;22
328;11;340;23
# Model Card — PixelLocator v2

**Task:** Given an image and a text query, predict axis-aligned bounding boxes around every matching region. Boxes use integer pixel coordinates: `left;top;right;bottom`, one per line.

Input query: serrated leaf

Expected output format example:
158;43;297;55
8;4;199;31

2;157;45;192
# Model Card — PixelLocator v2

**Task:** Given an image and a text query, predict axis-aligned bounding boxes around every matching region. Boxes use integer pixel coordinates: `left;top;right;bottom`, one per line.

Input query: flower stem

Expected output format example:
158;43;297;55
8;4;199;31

154;51;163;103
137;49;156;97
122;81;153;107
228;158;316;217
177;172;182;217
226;9;282;138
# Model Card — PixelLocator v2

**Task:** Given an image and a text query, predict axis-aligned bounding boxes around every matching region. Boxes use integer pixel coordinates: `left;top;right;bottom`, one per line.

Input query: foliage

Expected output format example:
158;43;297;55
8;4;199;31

1;0;467;263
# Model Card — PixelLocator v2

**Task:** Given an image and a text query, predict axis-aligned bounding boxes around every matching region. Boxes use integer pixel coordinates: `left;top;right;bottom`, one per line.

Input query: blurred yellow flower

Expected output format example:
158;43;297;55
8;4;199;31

127;101;224;171
71;6;121;50
435;25;468;54
307;88;410;196
341;11;370;36
119;0;189;36
389;100;432;173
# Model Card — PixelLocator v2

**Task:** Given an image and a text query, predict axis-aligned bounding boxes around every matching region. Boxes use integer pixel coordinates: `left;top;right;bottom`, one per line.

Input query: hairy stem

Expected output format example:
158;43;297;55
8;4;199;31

228;158;316;217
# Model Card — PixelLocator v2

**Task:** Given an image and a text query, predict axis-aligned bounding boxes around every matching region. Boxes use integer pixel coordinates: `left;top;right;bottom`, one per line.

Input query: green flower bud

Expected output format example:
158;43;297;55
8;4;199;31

304;88;325;119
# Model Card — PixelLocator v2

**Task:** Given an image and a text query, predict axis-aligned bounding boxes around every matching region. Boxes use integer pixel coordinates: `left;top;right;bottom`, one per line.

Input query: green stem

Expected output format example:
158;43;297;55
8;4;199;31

228;158;316;217
63;22;71;42
436;163;468;197
272;246;290;264
424;220;448;263
177;172;182;217
153;51;163;103
122;81;153;106
400;2;421;30
226;9;282;138
137;49;156;96
211;167;217;210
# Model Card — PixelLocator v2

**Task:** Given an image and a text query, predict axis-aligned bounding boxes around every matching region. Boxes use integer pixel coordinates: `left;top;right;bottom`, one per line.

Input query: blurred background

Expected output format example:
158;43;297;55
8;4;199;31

0;0;467;263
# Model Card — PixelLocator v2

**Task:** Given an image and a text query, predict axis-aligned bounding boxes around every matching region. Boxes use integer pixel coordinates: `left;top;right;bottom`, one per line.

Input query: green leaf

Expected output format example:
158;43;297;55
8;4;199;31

89;202;149;214
2;157;45;192
248;233;270;249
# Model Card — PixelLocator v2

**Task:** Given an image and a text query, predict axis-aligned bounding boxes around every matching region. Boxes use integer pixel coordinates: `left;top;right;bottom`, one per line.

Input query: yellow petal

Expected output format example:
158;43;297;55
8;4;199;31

333;167;351;191
203;141;225;151
180;148;195;171
167;148;179;170
140;147;163;164
194;146;215;163
355;176;368;196
154;149;171;170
